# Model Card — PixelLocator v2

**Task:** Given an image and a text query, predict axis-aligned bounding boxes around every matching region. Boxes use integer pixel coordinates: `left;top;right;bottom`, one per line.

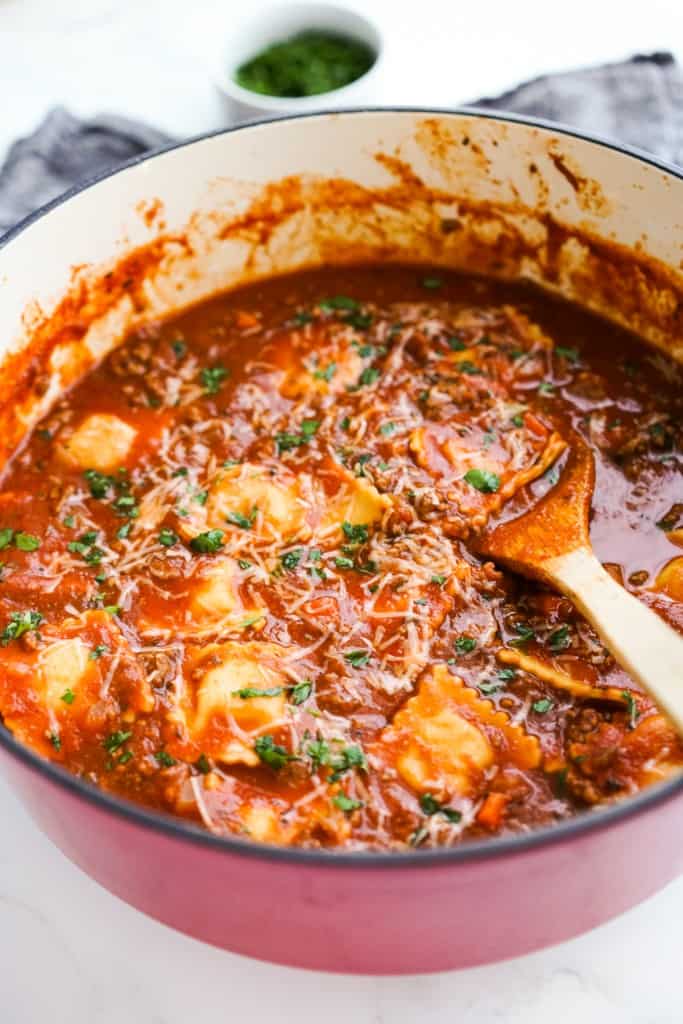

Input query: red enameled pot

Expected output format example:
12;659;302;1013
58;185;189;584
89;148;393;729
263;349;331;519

0;109;681;973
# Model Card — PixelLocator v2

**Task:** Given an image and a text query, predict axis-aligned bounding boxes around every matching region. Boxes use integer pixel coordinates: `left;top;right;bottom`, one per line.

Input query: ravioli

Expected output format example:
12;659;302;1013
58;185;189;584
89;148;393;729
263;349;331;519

56;413;137;471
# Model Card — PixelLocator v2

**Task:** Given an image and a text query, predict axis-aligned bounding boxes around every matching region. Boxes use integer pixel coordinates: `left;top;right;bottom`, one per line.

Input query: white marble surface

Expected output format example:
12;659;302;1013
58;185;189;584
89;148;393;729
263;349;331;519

1;1;683;1019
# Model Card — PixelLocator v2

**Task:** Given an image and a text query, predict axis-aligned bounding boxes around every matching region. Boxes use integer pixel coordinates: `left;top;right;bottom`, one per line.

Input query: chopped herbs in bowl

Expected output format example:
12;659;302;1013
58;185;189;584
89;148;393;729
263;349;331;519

235;30;376;98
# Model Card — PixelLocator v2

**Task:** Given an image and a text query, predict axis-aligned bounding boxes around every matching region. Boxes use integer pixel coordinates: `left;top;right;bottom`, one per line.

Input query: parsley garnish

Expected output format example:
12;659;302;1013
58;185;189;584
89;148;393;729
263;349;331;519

357;366;380;388
155;750;177;768
379;422;396;436
200;365;230;394
14;532;41;552
332;794;363;812
342;521;368;544
275;419;320;452
419;793;461;823
313;362;337;381
89;644;109;660
555;346;579;363
281;548;303;570
533;698;553;714
431;574;446;586
510;623;535;647
344;649;370;668
319;295;359;312
61;689;75;705
84;469;113;499
447;335;466;351
254;734;295;769
233;686;284;699
158;529;178;547
622;691;640;729
290;680;312;705
1;609;43;646
103;730;132;754
464;468;500;493
334;556;354;570
190;529;225;553
454;636;476;654
49;733;62;751
422;276;442;289
227;507;257;530
195;753;211;774
548;625;570;652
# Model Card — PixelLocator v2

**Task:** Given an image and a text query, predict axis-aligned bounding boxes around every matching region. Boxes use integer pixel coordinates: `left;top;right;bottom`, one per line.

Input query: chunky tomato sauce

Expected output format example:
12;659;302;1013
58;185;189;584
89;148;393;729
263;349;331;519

0;265;681;850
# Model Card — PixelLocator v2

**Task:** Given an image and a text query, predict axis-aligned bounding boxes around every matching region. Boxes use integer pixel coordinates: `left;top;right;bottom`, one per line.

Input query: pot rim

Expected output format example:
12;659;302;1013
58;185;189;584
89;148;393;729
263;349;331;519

1;105;682;870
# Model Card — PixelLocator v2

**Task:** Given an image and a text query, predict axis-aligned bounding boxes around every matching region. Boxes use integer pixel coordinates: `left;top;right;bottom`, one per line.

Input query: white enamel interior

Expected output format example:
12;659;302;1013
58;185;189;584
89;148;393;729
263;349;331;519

0;109;681;455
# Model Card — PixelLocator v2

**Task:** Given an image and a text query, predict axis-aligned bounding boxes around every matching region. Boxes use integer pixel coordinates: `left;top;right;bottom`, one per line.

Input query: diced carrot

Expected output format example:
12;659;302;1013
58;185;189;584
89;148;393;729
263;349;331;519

236;310;260;329
476;791;509;829
523;412;548;438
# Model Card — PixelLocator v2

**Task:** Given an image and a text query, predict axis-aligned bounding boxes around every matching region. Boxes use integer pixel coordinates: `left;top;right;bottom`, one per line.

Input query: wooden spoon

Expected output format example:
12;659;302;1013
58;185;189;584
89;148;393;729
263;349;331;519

476;440;683;733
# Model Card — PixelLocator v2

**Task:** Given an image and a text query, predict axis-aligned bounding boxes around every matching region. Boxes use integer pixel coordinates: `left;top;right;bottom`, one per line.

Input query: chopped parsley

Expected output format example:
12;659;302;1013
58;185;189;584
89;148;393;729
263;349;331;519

254;734;295;769
84;469;114;499
60;689;75;705
342;521;369;544
555;346;580;363
344;649;370;668
357;366;380;388
227;507;257;530
457;360;480;375
307;738;330;768
103;730;132;754
464;468;500;493
538;381;555;395
200;365;230;394
379;422;396;436
431;574;446;586
14;532;41;552
281;548;303;570
334;556;354;570
158;529;178;547
233;686;284;699
622;690;640;729
329;744;366;781
332;794;363;813
275;419;320;452
510;623;535;647
454;636;476;654
171;339;187;358
447;335;466;351
290;680;313;705
49;733;62;751
155;750;177;768
313;362;337;381
547;625;570;652
1;609;43;646
89;644;109;660
419;793;461;823
238;559;252;570
190;529;225;553
511;413;525;428
319;295;359;312
340;416;351;431
533;698;553;714
478;680;500;696
0;529;41;552
195;753;211;774
422;276;442;289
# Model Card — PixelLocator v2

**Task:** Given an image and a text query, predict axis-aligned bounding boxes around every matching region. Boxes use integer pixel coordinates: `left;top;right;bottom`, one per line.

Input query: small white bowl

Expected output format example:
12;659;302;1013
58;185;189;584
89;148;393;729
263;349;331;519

213;2;384;123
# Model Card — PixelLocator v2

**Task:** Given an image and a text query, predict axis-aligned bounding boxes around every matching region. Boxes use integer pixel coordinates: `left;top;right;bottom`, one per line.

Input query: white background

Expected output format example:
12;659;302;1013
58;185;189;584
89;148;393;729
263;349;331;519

1;1;683;1021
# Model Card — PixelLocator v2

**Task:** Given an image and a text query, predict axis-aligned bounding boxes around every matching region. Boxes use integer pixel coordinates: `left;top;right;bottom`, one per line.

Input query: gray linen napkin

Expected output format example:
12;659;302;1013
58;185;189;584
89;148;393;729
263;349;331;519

1;52;682;237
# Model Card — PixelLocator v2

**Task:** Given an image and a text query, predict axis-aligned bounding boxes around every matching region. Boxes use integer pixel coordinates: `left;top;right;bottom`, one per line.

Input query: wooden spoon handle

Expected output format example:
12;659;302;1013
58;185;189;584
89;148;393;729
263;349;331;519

547;546;683;733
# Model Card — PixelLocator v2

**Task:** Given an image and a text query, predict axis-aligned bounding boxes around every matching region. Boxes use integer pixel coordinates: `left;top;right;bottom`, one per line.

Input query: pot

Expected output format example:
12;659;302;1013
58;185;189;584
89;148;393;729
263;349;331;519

0;109;682;974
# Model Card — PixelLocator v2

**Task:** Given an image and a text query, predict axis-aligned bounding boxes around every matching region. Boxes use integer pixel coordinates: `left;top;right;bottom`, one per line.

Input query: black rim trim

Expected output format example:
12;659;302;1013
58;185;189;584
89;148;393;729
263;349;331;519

1;105;682;870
